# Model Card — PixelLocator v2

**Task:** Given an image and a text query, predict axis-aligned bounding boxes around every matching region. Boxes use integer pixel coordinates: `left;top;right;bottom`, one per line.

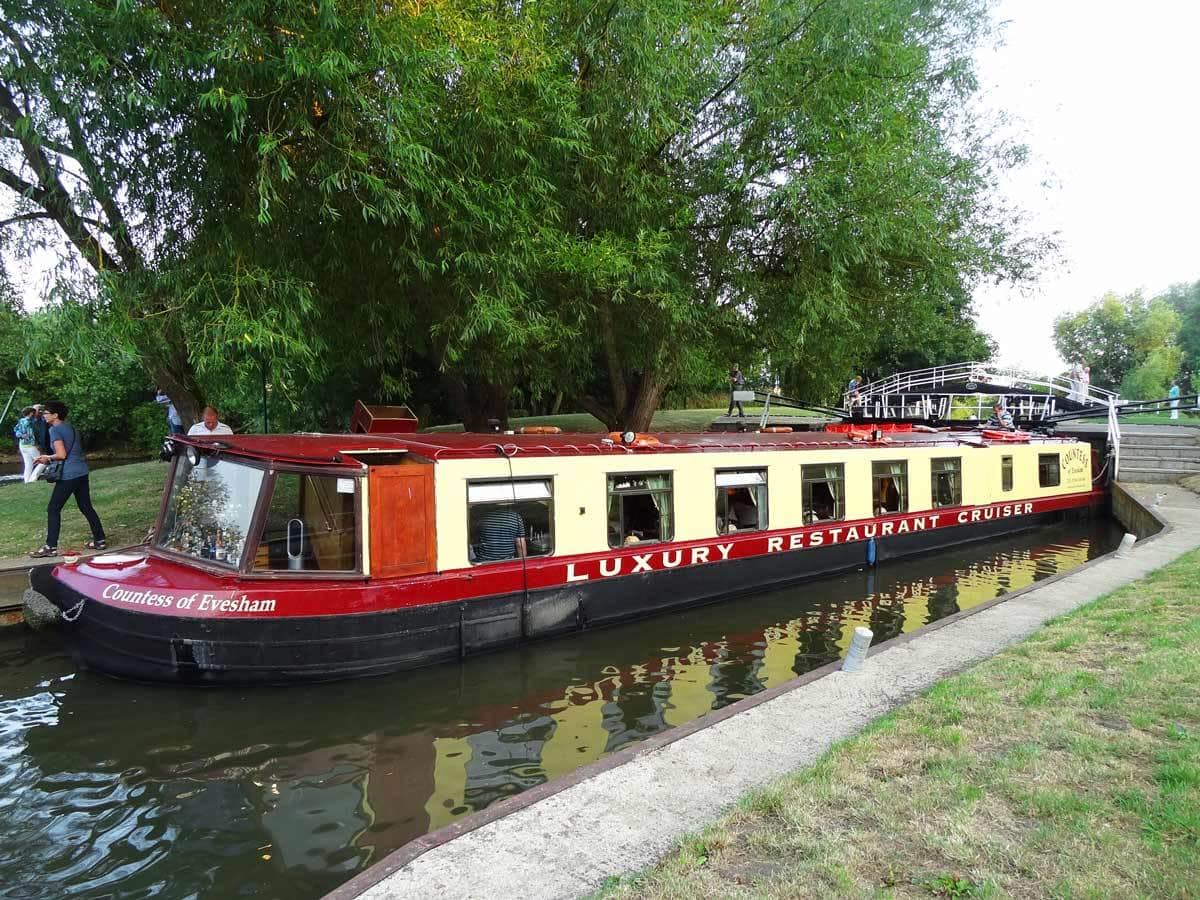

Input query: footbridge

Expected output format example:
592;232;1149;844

845;362;1118;424
714;362;1198;483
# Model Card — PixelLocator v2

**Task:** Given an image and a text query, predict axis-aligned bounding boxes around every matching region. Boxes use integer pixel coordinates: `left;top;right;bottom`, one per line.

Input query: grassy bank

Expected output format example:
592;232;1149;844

0;461;165;558
601;550;1200;898
1070;413;1200;427
424;406;830;434
425;408;730;433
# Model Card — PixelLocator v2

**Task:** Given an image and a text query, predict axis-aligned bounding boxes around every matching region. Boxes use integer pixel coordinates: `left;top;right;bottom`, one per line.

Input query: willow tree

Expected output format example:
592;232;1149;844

1;0;1047;432
529;0;1050;426
0;0;335;422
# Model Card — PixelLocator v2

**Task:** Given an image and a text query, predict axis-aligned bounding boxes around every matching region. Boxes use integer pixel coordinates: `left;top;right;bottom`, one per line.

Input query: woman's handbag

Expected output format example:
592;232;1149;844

41;427;76;483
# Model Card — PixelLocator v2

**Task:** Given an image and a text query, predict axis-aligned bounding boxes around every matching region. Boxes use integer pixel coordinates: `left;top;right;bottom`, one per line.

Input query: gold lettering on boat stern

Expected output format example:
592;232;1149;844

1062;447;1089;470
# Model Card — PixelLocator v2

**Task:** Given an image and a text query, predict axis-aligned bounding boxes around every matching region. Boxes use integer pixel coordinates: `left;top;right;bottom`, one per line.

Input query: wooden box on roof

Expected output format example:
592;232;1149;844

350;400;418;434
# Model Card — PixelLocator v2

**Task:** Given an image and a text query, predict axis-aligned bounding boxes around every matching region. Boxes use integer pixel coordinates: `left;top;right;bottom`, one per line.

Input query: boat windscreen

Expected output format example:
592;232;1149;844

157;455;264;567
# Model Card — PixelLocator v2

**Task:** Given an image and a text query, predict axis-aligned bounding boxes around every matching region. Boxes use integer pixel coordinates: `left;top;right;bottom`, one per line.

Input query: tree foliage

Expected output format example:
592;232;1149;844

0;0;1050;432
1159;280;1200;390
1053;291;1181;398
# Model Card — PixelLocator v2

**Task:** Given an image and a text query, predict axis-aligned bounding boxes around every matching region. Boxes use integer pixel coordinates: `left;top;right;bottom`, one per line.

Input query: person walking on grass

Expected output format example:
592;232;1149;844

14;407;44;483
31;404;49;456
155;387;184;435
29;401;106;558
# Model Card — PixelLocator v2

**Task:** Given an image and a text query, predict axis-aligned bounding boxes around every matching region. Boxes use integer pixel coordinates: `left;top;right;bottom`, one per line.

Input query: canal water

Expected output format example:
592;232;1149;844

0;518;1120;900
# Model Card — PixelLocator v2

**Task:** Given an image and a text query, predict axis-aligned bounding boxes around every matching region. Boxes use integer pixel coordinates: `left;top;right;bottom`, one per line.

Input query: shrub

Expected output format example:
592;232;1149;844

129;403;171;456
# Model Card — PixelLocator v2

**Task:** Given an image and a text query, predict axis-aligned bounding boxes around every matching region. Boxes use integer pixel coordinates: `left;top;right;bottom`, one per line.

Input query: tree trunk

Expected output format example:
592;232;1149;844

623;369;667;432
149;359;205;430
577;396;618;431
443;374;511;432
580;366;668;432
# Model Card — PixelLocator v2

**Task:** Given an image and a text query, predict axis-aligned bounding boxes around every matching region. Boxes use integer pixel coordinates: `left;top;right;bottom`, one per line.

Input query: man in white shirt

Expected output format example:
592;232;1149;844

187;405;234;436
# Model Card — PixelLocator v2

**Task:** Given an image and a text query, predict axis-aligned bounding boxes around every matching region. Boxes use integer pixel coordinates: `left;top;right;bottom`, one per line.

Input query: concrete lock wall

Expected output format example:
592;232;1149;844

1111;481;1165;540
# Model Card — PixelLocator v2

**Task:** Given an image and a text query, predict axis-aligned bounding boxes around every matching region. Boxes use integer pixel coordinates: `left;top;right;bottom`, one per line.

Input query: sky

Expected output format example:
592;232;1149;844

972;0;1200;374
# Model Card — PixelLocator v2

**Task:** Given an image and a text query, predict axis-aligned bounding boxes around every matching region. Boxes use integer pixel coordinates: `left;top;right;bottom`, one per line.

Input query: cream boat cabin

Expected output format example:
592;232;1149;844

38;428;1102;684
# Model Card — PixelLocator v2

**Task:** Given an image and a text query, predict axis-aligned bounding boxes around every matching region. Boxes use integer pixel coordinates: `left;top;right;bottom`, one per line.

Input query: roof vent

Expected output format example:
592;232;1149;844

350;400;419;434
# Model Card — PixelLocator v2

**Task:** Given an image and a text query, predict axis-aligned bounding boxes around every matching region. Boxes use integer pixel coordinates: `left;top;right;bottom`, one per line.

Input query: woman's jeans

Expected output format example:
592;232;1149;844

19;445;43;483
46;474;106;547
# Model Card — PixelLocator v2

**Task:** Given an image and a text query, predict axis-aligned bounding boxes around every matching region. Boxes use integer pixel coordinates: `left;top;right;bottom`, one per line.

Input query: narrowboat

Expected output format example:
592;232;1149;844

34;411;1103;683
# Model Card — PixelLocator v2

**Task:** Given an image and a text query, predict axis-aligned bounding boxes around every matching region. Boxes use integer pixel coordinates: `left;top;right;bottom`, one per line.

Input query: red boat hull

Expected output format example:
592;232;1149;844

40;492;1104;684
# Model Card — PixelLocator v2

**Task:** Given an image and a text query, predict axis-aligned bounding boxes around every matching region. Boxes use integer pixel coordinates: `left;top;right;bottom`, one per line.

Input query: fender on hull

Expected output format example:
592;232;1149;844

47;506;1088;684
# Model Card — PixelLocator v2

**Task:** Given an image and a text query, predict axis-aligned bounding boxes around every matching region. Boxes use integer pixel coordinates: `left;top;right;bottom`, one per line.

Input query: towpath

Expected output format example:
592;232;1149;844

331;482;1200;900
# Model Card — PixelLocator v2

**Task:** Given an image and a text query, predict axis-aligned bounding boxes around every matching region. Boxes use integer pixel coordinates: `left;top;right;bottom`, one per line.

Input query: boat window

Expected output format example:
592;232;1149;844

468;479;553;564
1038;453;1061;488
608;473;673;547
157;454;264;567
715;469;767;534
871;461;908;515
1002;455;1014;492
931;457;962;508
802;464;845;523
255;473;359;571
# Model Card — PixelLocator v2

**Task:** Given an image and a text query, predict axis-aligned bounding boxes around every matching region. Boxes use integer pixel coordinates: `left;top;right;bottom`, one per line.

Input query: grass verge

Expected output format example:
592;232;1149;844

599;548;1200;899
1070;413;1200;427
0;461;166;559
424;407;830;434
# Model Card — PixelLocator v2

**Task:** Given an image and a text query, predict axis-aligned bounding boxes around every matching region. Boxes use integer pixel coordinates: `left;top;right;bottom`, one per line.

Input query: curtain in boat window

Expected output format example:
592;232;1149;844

872;460;908;513
715;470;768;533
931;458;962;507
802;463;844;521
646;474;673;540
607;473;673;546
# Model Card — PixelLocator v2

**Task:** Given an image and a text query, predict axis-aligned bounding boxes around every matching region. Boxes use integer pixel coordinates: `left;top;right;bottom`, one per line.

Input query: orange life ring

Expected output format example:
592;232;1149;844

608;431;661;447
982;429;1030;442
760;426;793;433
520;425;562;434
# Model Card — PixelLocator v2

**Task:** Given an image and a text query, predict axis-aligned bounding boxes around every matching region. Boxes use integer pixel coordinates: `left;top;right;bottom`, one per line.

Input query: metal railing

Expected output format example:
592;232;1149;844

754;390;845;429
1108;398;1121;481
847;362;1119;409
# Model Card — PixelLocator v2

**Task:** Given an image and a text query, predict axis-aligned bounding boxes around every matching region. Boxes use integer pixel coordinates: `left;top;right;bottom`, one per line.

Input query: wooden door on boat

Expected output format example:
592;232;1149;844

368;465;437;577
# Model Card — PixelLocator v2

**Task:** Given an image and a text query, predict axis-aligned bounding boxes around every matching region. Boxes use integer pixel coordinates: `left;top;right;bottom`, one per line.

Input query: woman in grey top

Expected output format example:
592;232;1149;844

30;401;106;557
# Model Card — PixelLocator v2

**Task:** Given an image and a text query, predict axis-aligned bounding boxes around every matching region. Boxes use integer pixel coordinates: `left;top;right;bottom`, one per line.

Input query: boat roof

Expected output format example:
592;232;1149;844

176;428;1086;468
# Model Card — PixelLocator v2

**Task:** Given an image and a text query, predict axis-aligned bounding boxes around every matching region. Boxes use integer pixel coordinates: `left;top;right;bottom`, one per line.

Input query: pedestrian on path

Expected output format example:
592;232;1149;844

31;404;49;456
726;365;747;418
13;407;44;483
29;401;106;558
847;374;862;407
1169;381;1181;419
155;388;184;435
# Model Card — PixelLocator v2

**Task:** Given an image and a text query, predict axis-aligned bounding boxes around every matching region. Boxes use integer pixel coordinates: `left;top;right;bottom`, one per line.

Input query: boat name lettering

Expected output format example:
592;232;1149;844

562;501;1036;582
1062;447;1090;472
100;583;277;614
955;502;1033;525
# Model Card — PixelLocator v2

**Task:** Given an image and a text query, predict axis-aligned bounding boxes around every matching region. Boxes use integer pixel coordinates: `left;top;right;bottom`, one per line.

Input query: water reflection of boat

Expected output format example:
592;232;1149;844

34;412;1103;683
5;526;1102;895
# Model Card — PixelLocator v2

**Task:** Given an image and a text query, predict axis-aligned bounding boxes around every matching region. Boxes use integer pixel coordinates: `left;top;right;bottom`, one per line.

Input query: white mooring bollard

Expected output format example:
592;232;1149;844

842;626;874;673
1115;532;1137;558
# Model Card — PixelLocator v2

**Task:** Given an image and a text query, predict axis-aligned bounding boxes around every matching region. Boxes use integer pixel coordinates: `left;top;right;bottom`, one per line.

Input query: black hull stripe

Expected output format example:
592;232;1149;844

47;508;1090;684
